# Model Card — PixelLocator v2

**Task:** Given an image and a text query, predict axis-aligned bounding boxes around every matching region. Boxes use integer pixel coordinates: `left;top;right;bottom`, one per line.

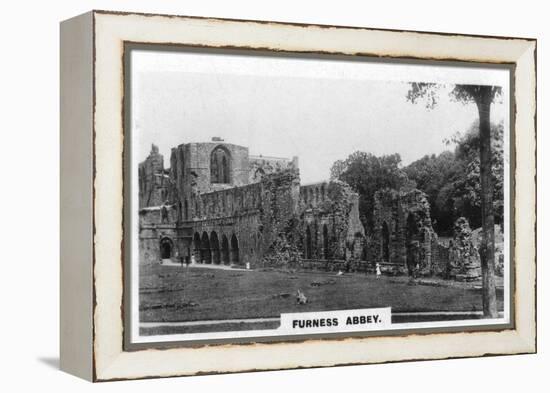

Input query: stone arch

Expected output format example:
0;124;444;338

406;214;420;244
210;231;221;264
230;234;240;264
160;237;173;260
201;231;211;264
210;145;231;184
305;225;313;259
221;235;230;265
381;221;390;262
323;224;329;260
405;214;420;272
193;232;201;262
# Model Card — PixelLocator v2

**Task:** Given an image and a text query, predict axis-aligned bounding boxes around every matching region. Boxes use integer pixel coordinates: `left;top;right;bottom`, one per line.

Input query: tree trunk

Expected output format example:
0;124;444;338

477;87;498;318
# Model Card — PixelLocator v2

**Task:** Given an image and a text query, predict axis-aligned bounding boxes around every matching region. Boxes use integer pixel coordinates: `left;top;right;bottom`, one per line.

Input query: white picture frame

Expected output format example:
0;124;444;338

60;10;536;381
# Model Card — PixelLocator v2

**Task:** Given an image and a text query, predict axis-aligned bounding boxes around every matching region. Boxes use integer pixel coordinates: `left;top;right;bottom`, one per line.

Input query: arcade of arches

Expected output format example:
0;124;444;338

192;231;240;265
139;141;368;269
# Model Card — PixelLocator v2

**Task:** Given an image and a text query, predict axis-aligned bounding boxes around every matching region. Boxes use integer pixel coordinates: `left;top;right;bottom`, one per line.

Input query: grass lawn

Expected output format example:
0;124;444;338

139;264;504;323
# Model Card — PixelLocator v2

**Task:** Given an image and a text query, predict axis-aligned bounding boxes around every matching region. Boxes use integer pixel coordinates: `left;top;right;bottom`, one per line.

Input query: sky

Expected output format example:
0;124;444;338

131;49;509;184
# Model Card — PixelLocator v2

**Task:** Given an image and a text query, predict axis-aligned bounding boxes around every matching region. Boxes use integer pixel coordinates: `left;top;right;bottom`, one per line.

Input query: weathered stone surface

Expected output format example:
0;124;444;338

448;217;482;281
138;140;365;269
372;188;438;276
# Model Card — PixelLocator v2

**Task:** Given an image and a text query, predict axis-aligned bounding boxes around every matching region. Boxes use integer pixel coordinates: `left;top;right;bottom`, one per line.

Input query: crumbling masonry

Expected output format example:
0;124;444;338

139;139;482;278
138;139;366;269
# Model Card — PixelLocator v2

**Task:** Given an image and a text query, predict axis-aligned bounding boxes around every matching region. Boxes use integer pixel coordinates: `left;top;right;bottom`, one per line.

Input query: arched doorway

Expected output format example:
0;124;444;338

160;237;173;260
381;222;390;262
193;233;201;263
406;214;419;243
221;235;230;265
230;234;240;264
406;214;419;273
210;231;220;264
323;224;329;260
305;226;313;259
201;232;211;264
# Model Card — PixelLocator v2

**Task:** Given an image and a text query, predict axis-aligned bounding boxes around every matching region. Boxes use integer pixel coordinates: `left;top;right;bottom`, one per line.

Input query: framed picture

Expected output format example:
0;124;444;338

60;10;537;381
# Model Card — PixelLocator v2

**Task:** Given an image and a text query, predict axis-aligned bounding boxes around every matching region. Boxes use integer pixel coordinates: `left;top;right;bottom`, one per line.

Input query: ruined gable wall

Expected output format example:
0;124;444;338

138;146;169;208
185;142;250;193
373;188;437;274
169;142;251;220
299;180;365;262
257;168;302;267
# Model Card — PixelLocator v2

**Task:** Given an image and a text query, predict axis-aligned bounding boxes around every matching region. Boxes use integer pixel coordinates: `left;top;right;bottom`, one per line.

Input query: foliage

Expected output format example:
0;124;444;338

403;151;459;232
329;151;411;232
407;83;502;109
262;216;303;268
405;121;504;233
407;82;501;317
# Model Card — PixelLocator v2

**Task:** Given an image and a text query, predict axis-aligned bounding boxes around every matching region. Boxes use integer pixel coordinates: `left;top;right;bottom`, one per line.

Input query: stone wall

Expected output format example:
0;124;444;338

169;141;250;199
138;140;365;269
372;188;437;275
299;180;365;263
138;144;171;209
138;204;186;265
248;155;298;183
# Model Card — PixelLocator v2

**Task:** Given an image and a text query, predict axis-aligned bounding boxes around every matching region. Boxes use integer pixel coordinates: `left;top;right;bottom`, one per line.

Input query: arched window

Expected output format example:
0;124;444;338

210;146;231;184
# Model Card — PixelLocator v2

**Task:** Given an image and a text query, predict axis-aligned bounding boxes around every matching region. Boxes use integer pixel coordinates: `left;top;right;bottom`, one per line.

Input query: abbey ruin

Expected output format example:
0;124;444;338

138;138;484;279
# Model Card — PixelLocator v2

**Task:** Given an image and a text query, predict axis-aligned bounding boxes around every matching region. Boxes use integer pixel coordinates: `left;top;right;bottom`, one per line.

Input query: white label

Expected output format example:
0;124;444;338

279;307;391;334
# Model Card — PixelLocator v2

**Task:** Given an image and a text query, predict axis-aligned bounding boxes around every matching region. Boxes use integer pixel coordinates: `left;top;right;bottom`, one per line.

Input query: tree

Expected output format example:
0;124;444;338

404;151;459;233
405;121;505;234
330;152;410;232
407;83;501;318
452;121;505;228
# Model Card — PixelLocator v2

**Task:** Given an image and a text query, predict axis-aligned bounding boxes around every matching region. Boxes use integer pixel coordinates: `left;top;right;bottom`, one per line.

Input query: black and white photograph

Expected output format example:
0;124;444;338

1;0;545;387
127;46;512;344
